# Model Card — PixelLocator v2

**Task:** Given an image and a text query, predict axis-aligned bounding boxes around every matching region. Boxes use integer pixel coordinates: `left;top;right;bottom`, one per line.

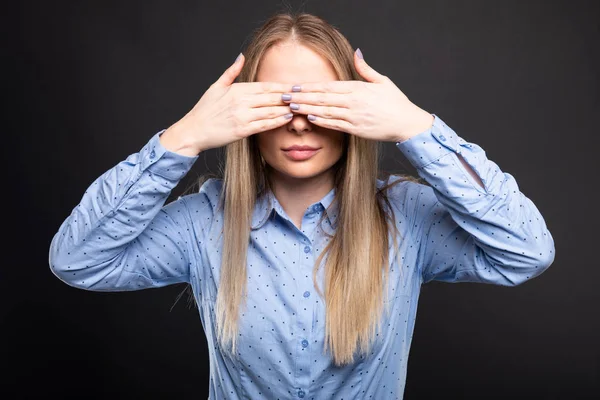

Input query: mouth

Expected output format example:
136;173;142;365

282;146;320;151
282;148;321;161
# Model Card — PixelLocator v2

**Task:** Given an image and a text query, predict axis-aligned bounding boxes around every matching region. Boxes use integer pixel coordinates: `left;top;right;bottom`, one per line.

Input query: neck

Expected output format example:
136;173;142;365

267;168;335;226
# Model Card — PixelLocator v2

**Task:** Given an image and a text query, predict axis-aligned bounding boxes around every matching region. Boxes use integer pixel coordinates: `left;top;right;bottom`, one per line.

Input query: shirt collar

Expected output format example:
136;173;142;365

250;178;386;233
251;185;338;233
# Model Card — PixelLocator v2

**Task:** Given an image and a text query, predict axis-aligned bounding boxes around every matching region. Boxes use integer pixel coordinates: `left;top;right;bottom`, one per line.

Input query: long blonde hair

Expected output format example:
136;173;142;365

175;11;424;367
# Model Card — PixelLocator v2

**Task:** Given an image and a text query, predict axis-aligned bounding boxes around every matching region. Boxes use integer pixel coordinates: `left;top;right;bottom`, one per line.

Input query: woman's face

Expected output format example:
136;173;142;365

255;41;346;182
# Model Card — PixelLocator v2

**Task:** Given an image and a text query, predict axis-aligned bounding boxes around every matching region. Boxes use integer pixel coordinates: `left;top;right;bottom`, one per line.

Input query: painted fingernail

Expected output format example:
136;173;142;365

356;48;363;59
308;114;316;121
282;93;292;101
290;103;300;110
284;113;293;119
292;85;301;92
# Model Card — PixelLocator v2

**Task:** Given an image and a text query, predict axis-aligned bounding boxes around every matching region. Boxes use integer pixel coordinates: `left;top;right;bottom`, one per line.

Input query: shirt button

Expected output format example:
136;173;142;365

149;149;156;159
298;390;305;398
438;134;446;142
302;339;309;348
303;291;310;298
304;246;311;253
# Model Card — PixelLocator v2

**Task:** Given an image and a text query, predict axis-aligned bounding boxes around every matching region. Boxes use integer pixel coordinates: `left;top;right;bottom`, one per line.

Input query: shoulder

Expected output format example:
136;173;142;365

199;177;223;198
184;177;223;213
164;177;223;218
379;174;441;226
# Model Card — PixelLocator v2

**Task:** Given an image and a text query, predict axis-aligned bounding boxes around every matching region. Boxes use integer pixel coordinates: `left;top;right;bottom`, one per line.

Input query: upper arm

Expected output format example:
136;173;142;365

49;194;200;292
408;181;552;286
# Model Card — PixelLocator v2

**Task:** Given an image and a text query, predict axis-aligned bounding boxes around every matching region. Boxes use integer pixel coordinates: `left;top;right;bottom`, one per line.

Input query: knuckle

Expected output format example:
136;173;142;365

238;94;251;104
236;123;248;137
259;120;270;132
261;82;274;92
340;108;349;121
232;113;244;126
325;106;334;118
228;83;239;95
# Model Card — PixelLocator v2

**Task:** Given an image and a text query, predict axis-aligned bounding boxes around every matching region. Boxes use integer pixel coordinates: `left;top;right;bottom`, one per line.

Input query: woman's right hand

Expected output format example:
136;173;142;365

162;53;294;155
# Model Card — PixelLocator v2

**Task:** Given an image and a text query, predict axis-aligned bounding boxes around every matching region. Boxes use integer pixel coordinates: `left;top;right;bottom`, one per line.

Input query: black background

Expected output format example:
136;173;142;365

4;0;599;398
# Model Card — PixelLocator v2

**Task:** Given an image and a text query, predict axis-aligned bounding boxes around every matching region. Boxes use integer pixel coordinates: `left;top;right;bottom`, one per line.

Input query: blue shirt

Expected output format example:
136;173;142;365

49;113;555;399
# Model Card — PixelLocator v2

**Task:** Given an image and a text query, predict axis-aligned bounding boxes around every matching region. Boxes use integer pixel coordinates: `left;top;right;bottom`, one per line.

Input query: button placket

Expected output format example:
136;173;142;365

294;235;314;399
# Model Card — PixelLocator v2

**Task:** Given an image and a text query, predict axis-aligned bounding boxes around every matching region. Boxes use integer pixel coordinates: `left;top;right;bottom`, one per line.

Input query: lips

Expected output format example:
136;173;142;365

282;148;320;161
283;145;320;151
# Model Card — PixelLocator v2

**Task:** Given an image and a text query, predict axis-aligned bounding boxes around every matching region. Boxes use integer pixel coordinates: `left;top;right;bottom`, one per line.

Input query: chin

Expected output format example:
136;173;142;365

272;163;329;180
282;168;326;179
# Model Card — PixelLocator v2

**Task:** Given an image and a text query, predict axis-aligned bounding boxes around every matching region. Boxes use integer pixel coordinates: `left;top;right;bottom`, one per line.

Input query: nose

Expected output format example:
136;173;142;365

287;113;313;134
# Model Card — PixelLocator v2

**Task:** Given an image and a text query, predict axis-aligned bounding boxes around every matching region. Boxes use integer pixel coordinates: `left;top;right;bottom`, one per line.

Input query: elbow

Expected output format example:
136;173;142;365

49;256;89;290
511;246;555;286
48;242;92;290
531;228;556;277
531;241;556;278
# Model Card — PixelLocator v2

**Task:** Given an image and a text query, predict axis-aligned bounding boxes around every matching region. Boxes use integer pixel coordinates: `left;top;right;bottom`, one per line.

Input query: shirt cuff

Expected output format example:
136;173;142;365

395;113;493;199
395;113;475;170
138;129;199;181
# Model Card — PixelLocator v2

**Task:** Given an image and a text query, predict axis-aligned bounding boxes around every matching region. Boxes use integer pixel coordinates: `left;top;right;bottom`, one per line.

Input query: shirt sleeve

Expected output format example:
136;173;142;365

395;114;556;286
48;129;201;291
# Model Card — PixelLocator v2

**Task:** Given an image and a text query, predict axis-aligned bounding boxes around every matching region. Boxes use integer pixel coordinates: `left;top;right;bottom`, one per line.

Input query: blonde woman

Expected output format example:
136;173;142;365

49;12;555;400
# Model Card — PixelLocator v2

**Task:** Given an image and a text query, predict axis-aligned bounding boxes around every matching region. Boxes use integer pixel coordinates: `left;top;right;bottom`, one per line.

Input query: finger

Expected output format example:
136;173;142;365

247;105;293;122
237;81;299;94
246;92;296;108
288;103;352;122
279;92;349;108
290;80;357;94
214;53;244;87
299;114;355;134
354;48;388;84
241;112;294;137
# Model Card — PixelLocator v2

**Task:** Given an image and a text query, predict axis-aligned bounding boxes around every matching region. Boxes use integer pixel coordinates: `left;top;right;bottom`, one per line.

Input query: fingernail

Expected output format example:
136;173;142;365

284;113;293;119
282;93;292;101
292;85;301;92
290;103;299;110
356;48;363;59
308;115;316;121
235;52;242;63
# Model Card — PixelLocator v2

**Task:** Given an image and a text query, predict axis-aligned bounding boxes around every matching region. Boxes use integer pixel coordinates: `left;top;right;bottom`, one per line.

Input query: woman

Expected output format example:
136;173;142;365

49;12;555;400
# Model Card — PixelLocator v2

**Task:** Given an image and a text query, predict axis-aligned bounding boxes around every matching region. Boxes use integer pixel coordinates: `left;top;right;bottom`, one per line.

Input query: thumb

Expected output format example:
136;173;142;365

354;48;387;83
214;53;244;87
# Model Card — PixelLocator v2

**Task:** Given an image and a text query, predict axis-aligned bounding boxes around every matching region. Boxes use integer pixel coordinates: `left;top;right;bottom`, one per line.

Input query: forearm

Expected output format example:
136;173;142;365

457;153;485;189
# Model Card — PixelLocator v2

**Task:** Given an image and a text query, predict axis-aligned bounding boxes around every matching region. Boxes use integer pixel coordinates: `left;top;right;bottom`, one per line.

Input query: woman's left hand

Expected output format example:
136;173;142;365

283;49;435;143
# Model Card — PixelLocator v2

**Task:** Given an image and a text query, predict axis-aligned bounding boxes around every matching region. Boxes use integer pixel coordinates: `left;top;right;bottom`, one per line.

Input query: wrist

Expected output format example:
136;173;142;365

396;105;434;143
160;121;204;156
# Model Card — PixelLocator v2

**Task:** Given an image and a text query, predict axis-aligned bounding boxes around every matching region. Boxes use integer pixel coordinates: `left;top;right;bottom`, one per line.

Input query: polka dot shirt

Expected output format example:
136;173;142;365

49;113;555;399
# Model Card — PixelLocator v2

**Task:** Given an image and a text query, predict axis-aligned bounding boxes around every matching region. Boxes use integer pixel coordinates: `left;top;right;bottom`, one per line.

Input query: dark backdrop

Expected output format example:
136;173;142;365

5;0;599;398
